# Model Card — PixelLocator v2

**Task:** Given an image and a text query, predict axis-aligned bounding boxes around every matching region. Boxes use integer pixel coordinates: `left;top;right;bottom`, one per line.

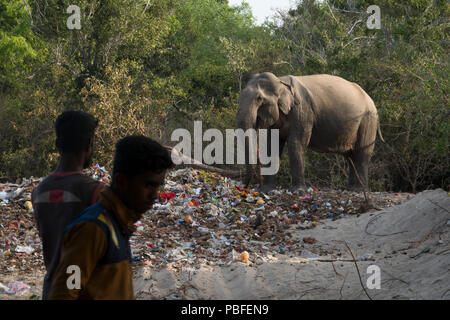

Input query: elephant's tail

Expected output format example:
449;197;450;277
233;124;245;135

377;119;385;143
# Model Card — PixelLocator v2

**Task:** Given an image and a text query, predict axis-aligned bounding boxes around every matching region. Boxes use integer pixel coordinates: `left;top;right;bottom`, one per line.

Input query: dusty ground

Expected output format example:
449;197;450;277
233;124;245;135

132;189;450;300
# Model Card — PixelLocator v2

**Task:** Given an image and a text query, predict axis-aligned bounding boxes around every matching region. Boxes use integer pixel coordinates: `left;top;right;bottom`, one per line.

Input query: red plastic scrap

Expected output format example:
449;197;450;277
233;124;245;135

159;192;176;201
187;200;200;207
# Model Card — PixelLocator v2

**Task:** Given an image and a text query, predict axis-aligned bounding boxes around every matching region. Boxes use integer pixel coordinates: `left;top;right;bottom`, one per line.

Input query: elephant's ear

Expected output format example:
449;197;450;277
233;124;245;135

278;80;294;115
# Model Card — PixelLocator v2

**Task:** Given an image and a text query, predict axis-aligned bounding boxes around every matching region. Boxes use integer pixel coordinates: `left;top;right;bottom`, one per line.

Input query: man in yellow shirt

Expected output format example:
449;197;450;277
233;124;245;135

48;135;173;299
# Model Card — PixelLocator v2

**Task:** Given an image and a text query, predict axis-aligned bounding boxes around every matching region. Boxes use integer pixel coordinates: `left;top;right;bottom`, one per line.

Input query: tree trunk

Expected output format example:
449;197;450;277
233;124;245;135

165;146;243;179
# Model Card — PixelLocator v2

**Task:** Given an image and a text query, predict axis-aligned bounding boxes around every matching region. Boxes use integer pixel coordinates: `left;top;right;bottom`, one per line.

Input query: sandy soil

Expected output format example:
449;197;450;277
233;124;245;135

133;189;450;300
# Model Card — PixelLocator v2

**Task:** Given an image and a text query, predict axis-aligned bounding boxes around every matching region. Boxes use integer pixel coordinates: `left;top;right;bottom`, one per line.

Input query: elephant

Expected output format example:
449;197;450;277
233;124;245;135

236;72;384;192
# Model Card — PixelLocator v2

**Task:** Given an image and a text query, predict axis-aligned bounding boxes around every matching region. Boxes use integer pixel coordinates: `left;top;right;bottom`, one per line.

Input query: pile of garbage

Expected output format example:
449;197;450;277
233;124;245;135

0;165;412;297
129;168;412;269
0;177;42;270
0;176;42;297
0;164;109;297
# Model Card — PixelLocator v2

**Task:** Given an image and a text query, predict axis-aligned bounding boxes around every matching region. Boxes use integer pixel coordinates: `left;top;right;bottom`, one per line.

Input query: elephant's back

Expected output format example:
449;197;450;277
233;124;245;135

295;74;375;111
296;74;365;95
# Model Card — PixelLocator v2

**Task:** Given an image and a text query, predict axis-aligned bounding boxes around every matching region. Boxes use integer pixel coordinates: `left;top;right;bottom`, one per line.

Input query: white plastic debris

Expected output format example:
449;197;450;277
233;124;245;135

0;281;31;294
0;187;24;200
357;254;374;261
15;246;34;254
269;211;278;217
198;227;210;235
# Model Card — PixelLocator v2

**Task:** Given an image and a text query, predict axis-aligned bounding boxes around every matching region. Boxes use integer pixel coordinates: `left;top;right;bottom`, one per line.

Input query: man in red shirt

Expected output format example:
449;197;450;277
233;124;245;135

32;110;103;299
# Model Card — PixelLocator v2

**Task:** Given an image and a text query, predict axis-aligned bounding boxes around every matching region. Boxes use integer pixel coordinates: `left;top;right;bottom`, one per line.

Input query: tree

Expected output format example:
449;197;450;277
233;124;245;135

0;0;40;92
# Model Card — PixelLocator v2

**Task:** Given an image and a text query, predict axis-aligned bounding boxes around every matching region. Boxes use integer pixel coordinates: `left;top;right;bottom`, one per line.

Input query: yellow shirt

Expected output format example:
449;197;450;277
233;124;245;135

48;186;139;300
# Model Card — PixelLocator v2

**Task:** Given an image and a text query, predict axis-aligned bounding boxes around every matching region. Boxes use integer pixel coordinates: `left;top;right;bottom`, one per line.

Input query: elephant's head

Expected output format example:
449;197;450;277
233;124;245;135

236;72;296;186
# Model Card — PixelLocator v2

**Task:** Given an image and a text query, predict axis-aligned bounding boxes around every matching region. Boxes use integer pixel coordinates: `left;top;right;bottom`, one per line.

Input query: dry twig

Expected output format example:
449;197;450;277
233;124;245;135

341;240;373;300
364;212;408;236
427;198;450;214
347;157;376;210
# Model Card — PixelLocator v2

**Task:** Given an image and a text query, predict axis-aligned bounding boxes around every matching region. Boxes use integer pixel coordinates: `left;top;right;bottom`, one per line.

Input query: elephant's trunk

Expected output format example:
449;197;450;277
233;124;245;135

237;100;259;188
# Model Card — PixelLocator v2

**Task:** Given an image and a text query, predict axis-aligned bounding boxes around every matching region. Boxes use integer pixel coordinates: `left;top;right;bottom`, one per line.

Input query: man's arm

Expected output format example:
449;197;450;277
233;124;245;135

48;222;107;299
91;182;105;205
31;188;42;238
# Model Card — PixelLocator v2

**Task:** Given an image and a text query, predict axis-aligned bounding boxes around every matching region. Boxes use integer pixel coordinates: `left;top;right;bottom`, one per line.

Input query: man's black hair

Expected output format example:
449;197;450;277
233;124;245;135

55;110;98;154
112;135;173;182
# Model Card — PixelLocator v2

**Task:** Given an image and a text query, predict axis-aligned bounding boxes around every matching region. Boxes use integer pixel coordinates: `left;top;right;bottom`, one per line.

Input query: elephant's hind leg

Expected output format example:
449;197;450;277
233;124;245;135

346;151;370;190
347;114;377;190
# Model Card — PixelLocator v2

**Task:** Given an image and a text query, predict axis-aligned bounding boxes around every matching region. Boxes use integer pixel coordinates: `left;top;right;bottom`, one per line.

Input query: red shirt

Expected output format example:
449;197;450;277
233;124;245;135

31;172;103;299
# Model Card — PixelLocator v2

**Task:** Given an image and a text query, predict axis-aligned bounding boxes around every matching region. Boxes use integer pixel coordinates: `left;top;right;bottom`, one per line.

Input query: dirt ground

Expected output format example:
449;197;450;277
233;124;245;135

132;189;450;300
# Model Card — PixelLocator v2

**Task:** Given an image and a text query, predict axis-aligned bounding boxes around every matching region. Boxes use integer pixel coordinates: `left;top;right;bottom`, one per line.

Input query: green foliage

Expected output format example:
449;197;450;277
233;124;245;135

81;61;168;170
155;0;258;104
0;0;41;91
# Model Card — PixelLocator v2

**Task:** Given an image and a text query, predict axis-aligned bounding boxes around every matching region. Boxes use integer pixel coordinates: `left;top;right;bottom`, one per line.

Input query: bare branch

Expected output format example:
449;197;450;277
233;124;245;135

143;0;151;14
343;36;375;49
273;60;294;70
325;1;338;25
347;19;363;35
22;0;33;25
341;241;373;300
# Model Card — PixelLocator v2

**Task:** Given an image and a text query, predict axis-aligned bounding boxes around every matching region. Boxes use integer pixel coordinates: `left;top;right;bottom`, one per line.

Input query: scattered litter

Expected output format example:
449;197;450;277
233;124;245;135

23;201;33;211
15;246;34;254
90;163;110;183
357;254;375;261
239;251;250;264
303;237;317;244
0;166;414;298
410;247;431;259
0;281;31;295
279;247;289;254
300;249;320;260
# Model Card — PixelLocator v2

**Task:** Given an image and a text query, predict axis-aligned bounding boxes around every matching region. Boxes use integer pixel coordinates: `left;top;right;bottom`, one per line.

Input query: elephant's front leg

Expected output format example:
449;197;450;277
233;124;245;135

259;130;285;193
288;134;307;191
